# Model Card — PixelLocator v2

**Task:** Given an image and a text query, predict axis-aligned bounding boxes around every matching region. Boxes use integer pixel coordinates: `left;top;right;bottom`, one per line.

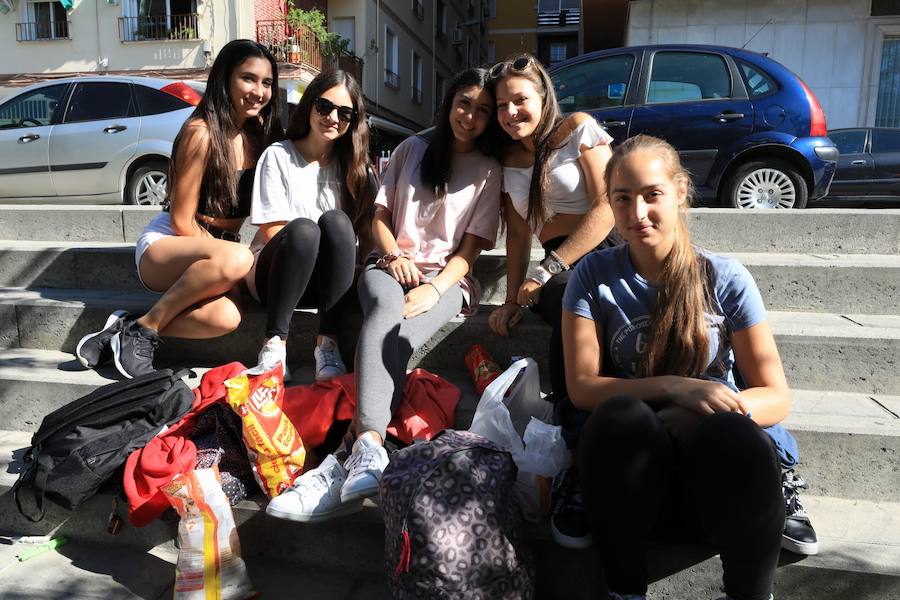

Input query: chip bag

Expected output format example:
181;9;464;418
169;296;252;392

162;466;254;600
225;363;306;498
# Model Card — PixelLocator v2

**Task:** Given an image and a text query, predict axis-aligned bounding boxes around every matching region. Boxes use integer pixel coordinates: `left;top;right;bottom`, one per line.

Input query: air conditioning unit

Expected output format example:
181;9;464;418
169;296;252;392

450;28;463;45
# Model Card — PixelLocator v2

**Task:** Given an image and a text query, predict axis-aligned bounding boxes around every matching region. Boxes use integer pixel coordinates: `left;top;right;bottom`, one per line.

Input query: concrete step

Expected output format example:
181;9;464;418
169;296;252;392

6;241;899;315
0;422;897;600
2;205;899;255
1;287;898;394
1;348;897;503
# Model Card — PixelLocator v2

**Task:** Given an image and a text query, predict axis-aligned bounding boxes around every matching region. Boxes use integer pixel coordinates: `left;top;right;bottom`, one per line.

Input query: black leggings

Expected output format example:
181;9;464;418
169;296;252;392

533;234;620;398
254;211;356;339
578;397;784;600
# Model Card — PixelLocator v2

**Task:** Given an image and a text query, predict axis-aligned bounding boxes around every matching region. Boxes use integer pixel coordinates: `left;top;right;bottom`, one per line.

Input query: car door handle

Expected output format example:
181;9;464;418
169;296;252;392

18;134;40;143
850;160;867;166
715;112;745;122
601;119;626;128
103;125;128;133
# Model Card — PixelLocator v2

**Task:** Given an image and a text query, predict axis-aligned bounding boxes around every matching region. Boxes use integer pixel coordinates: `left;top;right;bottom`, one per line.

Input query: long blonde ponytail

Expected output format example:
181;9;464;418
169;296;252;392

604;135;713;378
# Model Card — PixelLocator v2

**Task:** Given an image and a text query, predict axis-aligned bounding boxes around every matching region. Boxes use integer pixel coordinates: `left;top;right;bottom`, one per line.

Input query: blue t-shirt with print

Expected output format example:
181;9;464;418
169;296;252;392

562;244;767;390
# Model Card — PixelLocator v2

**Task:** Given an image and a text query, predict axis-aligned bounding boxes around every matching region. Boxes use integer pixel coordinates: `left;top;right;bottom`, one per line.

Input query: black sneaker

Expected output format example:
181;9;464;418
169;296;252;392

550;465;593;550
75;310;128;369
110;320;159;379
782;468;819;555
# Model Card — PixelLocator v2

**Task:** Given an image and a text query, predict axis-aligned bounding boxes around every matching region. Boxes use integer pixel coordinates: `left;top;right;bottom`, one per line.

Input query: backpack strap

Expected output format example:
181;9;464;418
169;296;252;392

12;452;45;523
171;368;197;381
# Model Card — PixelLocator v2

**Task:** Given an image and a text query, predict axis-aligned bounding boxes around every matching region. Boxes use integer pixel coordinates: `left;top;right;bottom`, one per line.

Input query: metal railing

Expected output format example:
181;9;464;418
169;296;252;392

15;20;70;41
118;14;199;42
255;19;324;72
384;69;400;89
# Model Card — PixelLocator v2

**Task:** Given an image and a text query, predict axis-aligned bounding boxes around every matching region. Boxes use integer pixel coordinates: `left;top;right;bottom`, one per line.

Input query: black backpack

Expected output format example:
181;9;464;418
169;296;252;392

11;368;195;521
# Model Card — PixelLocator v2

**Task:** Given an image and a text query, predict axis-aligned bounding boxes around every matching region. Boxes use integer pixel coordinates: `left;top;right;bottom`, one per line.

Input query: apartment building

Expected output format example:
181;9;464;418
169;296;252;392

486;0;583;67
328;0;491;140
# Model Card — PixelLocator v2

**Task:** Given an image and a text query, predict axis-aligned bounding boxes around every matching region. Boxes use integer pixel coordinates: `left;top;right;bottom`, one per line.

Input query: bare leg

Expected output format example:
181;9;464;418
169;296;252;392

137;236;253;337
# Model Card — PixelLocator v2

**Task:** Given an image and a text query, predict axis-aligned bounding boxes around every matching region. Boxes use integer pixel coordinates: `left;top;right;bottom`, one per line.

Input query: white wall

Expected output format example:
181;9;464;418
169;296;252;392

0;0;254;75
627;0;900;128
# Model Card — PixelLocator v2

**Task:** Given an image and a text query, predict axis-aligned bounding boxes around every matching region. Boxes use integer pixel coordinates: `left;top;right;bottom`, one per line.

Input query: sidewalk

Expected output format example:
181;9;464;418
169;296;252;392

0;539;391;600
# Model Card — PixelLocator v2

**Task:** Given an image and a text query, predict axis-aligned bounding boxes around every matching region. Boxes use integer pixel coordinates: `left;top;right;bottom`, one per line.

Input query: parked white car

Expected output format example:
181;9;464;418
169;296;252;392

0;76;204;205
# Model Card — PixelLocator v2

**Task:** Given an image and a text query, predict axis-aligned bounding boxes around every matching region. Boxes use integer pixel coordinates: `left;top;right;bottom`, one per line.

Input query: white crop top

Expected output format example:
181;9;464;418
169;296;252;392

503;119;613;235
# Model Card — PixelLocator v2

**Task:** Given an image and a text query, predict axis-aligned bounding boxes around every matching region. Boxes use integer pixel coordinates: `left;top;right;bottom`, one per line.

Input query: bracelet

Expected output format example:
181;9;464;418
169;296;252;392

375;249;404;269
549;250;571;271
526;265;552;286
424;281;442;299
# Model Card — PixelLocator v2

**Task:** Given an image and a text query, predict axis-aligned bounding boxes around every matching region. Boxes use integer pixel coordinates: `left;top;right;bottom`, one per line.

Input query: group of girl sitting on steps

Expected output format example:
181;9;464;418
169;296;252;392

73;39;807;600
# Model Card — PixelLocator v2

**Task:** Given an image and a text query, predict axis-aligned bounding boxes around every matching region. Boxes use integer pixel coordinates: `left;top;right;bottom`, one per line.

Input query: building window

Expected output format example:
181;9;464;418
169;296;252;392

550;43;567;64
872;0;900;15
467;38;474;67
876;36;900;127
411;0;424;20
411;51;423;104
487;41;495;63
120;0;199;42
332;17;355;53
538;0;579;10
384;28;400;89
487;0;496;18
436;0;447;43
435;72;445;114
16;0;69;41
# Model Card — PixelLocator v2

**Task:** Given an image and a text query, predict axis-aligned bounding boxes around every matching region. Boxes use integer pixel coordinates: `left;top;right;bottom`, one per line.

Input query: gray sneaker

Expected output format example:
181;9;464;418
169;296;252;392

266;454;363;523
341;433;389;503
110;319;159;379
75;310;128;369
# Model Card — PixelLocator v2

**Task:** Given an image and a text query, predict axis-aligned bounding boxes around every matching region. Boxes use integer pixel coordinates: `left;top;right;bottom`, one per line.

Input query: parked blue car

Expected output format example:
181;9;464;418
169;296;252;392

550;44;838;209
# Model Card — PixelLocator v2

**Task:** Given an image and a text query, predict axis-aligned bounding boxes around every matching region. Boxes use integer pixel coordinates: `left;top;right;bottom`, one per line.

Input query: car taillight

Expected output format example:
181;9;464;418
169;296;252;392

160;82;202;106
798;78;827;137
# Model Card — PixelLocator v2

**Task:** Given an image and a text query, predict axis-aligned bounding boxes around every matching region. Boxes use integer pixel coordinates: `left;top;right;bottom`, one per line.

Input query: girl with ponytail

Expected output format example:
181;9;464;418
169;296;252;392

562;135;790;600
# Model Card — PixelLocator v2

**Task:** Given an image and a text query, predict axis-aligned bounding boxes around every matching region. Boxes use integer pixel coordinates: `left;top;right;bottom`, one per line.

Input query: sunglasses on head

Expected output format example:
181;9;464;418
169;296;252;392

489;56;535;79
313;97;357;123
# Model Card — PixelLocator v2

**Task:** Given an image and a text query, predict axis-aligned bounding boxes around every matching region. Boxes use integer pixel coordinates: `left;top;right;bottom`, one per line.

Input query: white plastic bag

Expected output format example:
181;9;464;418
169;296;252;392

469;358;568;521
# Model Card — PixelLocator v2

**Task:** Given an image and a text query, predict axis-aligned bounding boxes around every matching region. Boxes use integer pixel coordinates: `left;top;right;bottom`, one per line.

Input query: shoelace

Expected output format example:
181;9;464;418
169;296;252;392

317;344;341;369
345;446;383;473
551;467;584;516
782;468;809;518
133;330;159;359
293;464;339;496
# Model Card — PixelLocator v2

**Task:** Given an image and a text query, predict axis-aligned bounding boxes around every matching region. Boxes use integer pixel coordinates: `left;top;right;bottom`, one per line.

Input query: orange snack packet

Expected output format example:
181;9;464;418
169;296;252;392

225;364;306;498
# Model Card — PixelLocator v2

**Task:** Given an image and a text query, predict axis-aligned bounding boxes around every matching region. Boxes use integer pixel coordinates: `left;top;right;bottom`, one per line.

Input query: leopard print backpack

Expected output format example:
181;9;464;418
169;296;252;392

379;429;535;599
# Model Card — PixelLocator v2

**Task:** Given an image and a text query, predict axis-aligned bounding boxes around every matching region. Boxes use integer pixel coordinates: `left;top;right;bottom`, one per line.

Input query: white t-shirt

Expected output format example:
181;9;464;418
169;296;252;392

249;139;342;253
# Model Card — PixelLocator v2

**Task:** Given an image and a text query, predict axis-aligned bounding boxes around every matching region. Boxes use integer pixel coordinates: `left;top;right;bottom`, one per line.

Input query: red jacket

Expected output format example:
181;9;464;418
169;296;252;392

124;364;459;526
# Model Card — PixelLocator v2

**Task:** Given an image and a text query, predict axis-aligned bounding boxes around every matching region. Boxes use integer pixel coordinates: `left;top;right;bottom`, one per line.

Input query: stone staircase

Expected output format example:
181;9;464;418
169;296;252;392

0;205;898;599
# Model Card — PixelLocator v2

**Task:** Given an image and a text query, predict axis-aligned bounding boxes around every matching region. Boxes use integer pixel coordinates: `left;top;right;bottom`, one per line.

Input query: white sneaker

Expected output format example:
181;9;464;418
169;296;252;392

341;433;389;503
314;336;347;381
248;335;289;380
265;454;364;523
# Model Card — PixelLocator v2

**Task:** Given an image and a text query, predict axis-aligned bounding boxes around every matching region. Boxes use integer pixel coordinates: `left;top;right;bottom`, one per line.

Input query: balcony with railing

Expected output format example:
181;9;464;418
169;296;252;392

16;20;70;41
255;19;362;80
118;13;199;42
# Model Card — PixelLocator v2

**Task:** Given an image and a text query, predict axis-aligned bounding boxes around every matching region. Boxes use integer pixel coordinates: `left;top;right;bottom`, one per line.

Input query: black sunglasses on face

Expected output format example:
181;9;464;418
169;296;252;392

313;97;357;123
489;56;534;79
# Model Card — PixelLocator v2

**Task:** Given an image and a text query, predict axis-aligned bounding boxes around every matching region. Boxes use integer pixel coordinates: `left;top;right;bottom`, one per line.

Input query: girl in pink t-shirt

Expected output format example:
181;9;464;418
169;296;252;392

265;68;502;522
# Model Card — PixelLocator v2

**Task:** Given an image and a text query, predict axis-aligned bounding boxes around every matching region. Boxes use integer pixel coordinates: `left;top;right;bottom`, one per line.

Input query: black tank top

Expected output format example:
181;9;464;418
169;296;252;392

164;168;254;218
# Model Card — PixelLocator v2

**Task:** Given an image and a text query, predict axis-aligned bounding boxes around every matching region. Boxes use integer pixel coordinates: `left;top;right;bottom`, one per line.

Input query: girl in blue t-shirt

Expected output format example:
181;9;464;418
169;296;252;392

561;135;789;600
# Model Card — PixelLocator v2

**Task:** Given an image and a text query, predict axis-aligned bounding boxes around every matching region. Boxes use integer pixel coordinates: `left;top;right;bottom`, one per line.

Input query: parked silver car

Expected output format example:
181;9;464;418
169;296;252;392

0;76;203;205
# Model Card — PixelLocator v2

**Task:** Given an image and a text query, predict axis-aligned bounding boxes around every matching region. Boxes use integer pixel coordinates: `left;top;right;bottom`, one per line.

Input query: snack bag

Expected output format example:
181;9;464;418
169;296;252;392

162;466;254;600
465;344;503;395
225;363;306;498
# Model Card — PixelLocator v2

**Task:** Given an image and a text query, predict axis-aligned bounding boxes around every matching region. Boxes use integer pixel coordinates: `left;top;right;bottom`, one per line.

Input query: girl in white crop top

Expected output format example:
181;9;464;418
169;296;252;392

487;53;619;405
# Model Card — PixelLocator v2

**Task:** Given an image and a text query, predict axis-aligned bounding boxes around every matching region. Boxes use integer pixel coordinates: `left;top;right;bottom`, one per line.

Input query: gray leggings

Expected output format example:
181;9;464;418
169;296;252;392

355;264;463;437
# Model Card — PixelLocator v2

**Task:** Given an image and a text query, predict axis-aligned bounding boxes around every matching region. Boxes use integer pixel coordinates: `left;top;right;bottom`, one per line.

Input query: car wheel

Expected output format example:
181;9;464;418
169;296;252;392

725;160;808;209
126;161;168;206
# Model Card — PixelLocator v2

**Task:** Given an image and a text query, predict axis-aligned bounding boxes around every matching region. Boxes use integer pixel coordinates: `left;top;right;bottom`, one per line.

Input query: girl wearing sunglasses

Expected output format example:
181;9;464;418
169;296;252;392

265;68;501;523
245;69;375;380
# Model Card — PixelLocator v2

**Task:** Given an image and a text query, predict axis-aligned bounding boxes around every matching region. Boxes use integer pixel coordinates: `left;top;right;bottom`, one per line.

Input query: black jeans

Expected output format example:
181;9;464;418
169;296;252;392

578;397;784;600
254;211;356;339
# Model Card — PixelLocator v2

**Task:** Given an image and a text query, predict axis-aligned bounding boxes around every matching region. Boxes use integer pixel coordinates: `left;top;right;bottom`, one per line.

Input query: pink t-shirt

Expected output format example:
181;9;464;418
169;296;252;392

375;135;502;313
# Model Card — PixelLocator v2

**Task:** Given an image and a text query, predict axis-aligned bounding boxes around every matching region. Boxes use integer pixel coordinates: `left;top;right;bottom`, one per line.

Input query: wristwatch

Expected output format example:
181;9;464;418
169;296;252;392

541;251;570;275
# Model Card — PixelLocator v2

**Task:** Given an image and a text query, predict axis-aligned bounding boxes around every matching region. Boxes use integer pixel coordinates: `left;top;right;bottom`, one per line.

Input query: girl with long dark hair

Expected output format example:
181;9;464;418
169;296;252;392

245;69;374;380
77;39;283;378
265;68;502;523
563;135;789;600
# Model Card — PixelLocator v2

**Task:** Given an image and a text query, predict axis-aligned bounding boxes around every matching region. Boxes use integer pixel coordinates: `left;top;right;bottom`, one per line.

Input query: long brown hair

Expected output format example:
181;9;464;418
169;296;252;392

167;39;283;217
489;53;563;230
604;135;714;378
285;69;375;235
